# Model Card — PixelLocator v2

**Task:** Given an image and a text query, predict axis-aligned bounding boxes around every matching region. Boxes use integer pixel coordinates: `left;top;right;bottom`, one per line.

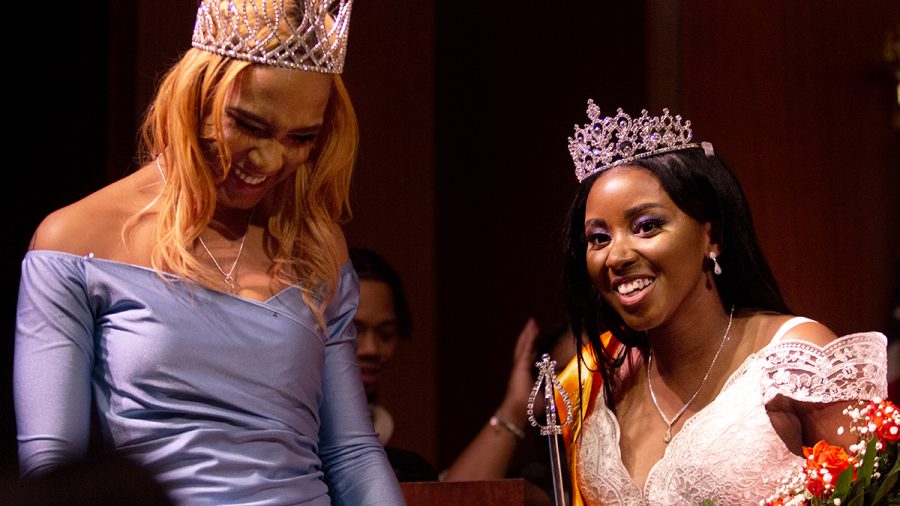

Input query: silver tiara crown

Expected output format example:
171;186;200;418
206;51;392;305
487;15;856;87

192;0;353;74
568;101;701;182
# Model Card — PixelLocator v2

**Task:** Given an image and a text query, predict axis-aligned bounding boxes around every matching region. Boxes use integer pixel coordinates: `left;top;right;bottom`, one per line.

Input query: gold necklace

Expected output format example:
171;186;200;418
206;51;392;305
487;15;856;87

647;305;735;443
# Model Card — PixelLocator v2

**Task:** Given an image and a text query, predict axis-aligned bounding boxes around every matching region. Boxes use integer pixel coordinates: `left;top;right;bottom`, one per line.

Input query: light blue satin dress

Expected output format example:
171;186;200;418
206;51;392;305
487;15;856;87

14;250;404;505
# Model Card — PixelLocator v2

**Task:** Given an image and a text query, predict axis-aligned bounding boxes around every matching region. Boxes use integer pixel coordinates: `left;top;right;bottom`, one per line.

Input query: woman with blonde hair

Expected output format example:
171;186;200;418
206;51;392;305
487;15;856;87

13;1;404;503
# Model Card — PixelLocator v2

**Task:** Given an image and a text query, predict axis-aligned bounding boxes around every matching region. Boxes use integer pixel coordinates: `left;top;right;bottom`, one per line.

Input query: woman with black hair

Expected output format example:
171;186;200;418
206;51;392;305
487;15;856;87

557;104;888;505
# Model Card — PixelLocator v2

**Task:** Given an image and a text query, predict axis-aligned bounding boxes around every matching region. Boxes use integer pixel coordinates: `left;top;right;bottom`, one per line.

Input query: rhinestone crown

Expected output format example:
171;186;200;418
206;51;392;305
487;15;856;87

192;0;353;74
568;101;700;182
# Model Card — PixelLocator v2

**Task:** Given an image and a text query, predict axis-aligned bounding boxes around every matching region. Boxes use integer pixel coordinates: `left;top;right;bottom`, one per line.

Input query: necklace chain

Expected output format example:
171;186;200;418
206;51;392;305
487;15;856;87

155;157;253;294
196;226;251;294
647;305;735;444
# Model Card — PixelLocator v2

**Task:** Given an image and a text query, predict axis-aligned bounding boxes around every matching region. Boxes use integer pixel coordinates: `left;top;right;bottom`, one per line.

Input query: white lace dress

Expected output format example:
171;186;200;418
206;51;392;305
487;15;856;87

575;320;887;506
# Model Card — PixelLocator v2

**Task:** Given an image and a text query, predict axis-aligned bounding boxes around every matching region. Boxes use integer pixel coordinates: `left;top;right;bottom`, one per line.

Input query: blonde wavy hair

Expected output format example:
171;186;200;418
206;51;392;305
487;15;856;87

134;46;357;327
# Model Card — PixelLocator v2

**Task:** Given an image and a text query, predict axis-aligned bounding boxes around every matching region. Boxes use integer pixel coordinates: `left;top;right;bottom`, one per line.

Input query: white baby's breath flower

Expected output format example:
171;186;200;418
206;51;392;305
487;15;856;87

837;426;845;435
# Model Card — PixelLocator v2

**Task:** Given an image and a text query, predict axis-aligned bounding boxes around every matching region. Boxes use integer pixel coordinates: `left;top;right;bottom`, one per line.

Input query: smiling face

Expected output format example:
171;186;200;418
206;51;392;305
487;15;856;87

355;280;401;398
207;65;333;210
584;165;718;331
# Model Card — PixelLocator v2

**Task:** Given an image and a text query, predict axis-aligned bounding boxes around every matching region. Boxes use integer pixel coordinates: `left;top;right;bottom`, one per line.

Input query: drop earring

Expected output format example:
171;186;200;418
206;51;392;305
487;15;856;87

709;251;722;275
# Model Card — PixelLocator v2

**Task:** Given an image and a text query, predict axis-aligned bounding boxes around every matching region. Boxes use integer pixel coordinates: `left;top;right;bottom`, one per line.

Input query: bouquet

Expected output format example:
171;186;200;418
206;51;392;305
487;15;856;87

761;398;900;506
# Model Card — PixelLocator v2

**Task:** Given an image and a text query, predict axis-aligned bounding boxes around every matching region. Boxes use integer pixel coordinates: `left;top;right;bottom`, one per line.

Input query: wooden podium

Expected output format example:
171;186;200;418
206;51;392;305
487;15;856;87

401;479;541;506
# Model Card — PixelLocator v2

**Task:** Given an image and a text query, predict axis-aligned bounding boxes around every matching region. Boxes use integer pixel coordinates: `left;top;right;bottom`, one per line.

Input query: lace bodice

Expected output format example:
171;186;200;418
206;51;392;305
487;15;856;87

576;331;887;506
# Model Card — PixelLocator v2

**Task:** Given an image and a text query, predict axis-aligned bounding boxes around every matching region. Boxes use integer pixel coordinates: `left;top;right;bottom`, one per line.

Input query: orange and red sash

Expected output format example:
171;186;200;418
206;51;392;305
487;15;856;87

555;332;619;506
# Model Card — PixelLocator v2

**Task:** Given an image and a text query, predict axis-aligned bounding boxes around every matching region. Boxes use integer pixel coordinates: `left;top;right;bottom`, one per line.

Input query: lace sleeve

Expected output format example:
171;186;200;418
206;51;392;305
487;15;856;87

760;332;888;404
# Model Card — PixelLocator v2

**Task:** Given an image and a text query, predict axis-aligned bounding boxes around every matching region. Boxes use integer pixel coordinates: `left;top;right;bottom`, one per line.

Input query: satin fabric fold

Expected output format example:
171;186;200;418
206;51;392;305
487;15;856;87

556;332;618;506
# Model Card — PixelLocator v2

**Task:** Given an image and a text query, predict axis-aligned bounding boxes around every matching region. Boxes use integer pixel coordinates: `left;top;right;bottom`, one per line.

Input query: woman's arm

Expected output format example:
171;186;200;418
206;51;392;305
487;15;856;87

319;335;405;504
14;252;95;477
318;244;404;505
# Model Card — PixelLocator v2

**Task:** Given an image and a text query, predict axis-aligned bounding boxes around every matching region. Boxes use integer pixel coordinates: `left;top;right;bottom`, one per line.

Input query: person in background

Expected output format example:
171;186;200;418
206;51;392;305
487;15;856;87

349;247;412;445
350;246;576;498
350;247;439;481
13;2;404;503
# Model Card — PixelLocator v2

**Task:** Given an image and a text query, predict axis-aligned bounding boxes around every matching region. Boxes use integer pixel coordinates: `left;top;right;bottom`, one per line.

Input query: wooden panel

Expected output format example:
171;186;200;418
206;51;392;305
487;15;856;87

432;1;647;468
677;1;900;334
401;480;525;506
341;0;438;465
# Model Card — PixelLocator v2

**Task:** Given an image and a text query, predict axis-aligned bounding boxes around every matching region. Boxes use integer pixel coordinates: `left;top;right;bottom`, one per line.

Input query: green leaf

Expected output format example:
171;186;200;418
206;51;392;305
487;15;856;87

873;473;900;505
850;477;868;504
859;437;879;486
833;464;856;500
872;450;900;505
700;501;715;506
846;492;866;506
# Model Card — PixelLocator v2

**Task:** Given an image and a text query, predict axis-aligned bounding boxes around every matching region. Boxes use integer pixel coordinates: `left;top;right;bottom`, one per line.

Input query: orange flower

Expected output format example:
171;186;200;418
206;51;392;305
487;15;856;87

803;440;854;498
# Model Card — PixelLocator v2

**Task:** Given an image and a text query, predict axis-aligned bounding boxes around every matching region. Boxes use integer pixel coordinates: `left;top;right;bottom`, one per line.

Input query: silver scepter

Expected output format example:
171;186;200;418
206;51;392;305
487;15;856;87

527;353;573;506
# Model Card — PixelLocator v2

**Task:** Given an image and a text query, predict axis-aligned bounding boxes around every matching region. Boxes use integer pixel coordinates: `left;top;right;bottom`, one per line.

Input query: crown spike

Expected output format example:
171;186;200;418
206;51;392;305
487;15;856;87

568;102;702;182
192;0;353;74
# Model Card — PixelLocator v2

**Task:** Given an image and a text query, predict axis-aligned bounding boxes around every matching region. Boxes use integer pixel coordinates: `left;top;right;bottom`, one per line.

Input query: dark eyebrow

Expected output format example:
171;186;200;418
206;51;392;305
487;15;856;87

584;203;665;228
289;124;323;136
226;106;265;125
624;203;665;219
225;106;322;135
584;218;607;229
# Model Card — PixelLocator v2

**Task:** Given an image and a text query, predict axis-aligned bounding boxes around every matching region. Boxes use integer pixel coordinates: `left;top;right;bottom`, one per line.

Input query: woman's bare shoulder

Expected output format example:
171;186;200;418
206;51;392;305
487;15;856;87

30;165;162;257
751;312;839;348
31;187;131;256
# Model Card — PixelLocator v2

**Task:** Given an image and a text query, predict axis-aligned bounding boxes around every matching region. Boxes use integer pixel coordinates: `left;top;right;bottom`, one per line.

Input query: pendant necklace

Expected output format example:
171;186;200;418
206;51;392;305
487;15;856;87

155;157;254;294
647;305;735;443
196;216;253;294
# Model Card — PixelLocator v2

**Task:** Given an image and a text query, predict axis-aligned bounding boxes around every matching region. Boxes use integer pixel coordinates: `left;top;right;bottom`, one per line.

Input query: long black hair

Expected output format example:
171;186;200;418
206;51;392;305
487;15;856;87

563;147;790;404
